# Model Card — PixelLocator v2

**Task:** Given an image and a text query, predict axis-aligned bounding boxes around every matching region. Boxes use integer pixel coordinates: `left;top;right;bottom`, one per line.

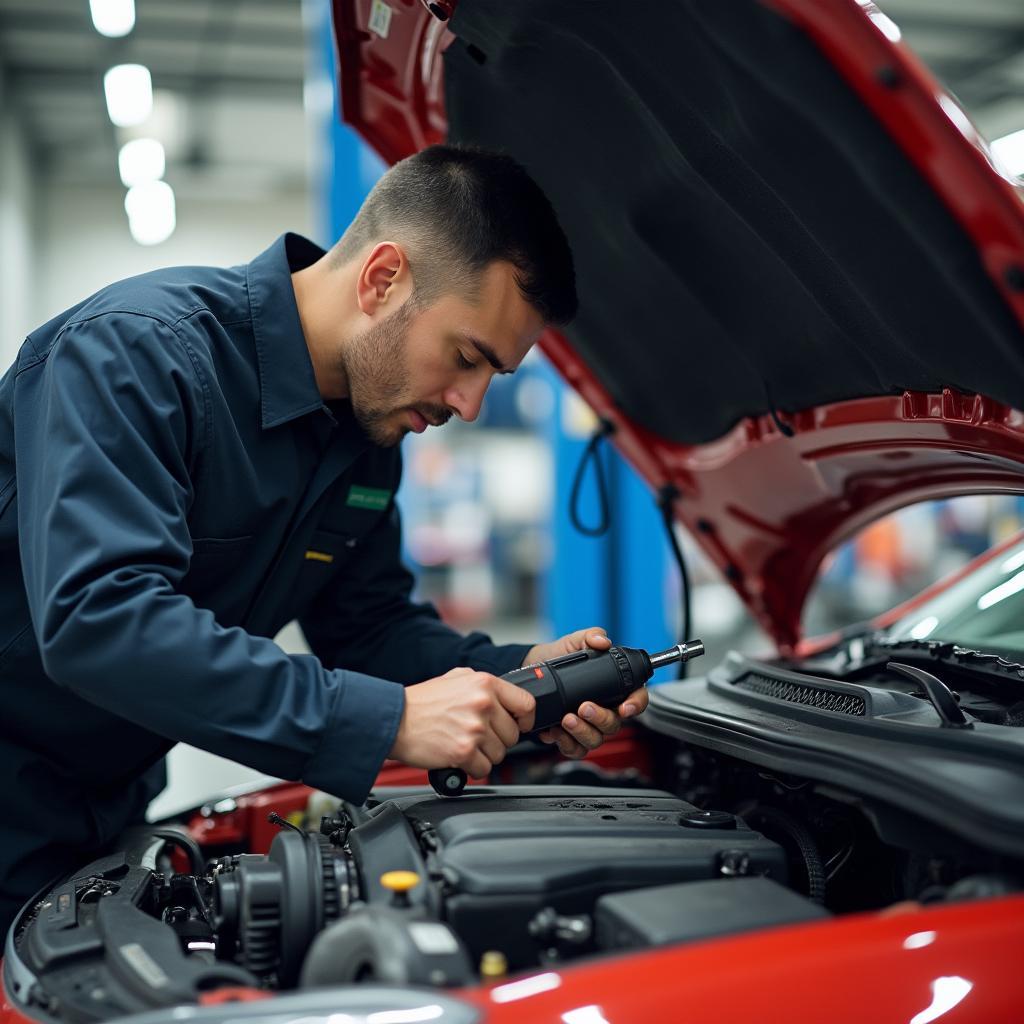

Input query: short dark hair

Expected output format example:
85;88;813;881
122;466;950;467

331;144;577;325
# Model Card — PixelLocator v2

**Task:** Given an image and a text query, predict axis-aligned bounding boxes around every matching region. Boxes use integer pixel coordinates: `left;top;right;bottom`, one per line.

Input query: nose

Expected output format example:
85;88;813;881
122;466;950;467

444;377;489;423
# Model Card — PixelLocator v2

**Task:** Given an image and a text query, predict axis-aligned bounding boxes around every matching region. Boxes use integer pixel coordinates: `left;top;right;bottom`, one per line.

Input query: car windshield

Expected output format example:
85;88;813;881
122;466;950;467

885;535;1024;659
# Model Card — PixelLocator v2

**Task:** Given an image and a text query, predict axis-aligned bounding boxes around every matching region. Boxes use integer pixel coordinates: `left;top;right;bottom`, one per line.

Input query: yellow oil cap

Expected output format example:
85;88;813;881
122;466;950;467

480;950;508;980
380;870;421;894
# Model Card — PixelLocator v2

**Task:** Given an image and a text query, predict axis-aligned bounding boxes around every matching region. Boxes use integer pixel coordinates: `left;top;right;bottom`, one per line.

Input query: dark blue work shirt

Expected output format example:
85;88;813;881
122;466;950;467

0;233;530;928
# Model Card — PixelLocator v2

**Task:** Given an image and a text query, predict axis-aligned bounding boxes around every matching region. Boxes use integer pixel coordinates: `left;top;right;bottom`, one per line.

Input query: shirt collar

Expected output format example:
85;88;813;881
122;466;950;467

246;232;329;430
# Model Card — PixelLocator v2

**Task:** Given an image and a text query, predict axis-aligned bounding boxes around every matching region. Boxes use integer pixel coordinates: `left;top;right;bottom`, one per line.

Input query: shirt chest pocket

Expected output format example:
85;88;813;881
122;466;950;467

302;528;362;570
295;526;367;601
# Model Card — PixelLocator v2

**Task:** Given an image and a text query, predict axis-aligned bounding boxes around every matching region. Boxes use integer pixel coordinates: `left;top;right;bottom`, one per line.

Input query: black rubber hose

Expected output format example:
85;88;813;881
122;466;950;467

569;419;615;537
743;806;826;904
658;485;692;680
149;827;205;877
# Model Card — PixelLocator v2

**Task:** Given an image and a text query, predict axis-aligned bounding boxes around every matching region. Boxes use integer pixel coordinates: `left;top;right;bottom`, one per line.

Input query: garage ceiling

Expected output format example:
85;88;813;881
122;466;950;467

878;0;1024;143
0;0;309;199
0;1;1020;196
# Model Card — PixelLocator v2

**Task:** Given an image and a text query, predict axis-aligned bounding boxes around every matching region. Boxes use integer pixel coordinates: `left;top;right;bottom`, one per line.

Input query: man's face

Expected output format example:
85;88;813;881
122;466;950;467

342;260;545;447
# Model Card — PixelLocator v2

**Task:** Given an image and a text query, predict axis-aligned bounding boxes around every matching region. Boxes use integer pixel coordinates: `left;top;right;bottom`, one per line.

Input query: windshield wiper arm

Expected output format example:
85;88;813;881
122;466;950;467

887;662;973;728
866;636;1024;681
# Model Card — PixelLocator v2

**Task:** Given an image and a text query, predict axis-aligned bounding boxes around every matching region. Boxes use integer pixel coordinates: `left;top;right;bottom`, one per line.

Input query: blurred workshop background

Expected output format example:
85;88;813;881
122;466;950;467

1;0;1023;814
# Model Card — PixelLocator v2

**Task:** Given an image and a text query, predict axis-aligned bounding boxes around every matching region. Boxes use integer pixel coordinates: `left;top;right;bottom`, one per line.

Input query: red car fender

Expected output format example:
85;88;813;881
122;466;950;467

462;895;1024;1023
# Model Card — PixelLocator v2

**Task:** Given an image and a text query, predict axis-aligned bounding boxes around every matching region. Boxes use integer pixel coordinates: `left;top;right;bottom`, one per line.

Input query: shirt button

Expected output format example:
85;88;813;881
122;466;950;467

345;538;357;548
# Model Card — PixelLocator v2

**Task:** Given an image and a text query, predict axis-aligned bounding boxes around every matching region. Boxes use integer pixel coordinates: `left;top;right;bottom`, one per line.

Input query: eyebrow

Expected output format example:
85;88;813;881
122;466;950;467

467;336;514;375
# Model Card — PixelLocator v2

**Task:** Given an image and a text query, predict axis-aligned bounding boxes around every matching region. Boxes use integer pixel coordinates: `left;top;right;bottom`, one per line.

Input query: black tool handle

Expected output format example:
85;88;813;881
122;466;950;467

427;644;654;798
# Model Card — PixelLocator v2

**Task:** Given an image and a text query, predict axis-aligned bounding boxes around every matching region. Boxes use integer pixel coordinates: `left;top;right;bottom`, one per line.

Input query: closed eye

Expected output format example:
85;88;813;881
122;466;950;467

456;351;477;370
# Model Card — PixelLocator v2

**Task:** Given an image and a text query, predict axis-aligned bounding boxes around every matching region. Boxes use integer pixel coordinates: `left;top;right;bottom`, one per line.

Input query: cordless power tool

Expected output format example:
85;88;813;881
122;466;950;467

428;639;704;796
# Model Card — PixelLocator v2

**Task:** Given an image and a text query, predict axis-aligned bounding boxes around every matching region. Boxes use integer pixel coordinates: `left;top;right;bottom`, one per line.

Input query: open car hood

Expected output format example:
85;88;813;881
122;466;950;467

332;0;1024;651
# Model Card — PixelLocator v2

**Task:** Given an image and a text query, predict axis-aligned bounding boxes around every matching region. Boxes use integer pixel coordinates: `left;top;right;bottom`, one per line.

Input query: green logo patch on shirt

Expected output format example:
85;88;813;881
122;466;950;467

346;484;392;511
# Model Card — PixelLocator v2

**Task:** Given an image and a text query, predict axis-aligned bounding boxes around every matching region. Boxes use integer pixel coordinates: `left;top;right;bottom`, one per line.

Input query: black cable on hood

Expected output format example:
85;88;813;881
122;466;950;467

568;418;616;537
569;421;692;680
658;484;692;680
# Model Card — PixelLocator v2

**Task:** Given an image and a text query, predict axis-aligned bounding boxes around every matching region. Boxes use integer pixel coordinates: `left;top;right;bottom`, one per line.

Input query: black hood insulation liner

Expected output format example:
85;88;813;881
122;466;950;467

444;0;1024;445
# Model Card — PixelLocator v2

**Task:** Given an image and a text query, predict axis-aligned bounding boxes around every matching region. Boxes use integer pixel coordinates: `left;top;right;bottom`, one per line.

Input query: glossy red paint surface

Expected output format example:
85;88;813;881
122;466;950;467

186;780;314;853
332;0;1024;653
462;896;1024;1024
333;0;450;161
0;983;36;1024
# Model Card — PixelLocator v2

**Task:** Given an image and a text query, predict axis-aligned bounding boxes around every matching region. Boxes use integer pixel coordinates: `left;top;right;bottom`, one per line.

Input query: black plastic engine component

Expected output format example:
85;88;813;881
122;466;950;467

349;786;787;969
300;908;473;988
5;786;788;1022
595;876;829;951
270;830;343;985
214;856;281;975
11;845;254;1024
213;829;348;986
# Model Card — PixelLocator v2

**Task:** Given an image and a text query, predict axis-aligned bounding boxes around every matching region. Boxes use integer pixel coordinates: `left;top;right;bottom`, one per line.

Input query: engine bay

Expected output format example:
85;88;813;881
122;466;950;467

10;784;831;1021
7;653;1024;1023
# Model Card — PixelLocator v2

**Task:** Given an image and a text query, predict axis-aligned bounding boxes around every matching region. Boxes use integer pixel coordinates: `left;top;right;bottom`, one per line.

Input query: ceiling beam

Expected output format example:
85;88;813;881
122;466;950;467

0;11;305;52
8;67;303;101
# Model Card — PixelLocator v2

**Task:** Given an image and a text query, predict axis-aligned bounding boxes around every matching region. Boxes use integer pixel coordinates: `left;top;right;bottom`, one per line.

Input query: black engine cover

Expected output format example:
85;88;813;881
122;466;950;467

348;786;787;968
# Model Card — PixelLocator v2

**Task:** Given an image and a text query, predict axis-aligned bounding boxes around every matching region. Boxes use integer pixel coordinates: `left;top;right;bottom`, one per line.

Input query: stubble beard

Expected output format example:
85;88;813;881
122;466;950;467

342;302;417;447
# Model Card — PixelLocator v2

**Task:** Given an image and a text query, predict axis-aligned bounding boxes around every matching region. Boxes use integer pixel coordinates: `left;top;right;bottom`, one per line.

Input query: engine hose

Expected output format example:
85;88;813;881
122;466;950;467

149;827;206;877
744;806;826;904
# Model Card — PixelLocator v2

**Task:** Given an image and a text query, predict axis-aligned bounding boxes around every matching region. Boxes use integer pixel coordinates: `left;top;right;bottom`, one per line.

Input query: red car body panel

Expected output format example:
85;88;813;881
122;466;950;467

463;895;1024;1023
332;0;1024;653
2;989;45;1024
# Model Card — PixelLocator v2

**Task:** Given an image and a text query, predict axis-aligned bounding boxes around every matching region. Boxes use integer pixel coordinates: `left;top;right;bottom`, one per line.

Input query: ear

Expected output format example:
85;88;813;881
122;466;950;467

355;242;409;315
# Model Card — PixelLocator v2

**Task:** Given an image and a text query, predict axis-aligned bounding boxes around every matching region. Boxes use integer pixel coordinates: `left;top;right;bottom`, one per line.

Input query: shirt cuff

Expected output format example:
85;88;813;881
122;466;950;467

302;669;405;804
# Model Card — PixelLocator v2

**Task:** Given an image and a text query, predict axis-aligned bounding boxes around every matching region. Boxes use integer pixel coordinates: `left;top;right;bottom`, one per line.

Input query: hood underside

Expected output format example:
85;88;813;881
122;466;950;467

333;0;1024;648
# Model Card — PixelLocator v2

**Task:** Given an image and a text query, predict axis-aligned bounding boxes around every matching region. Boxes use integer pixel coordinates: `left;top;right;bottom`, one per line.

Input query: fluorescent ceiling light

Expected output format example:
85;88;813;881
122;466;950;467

118;90;188;161
125;181;176;246
104;64;153;128
991;128;1024;178
90;0;135;37
118;139;165;188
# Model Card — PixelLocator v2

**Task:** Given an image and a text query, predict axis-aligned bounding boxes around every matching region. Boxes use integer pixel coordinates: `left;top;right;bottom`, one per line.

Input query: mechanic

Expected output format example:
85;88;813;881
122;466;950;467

0;145;649;933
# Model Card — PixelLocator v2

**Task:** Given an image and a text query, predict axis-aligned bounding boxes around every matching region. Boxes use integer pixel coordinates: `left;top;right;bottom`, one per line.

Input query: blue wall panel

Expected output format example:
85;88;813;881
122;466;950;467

543;367;677;680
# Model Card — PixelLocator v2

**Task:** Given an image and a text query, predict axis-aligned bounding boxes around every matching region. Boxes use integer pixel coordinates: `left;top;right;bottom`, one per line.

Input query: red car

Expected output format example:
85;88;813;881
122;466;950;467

4;1;1024;1021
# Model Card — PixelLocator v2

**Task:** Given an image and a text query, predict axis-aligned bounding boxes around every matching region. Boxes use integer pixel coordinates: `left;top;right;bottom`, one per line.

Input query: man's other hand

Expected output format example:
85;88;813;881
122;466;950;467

525;626;649;760
389;667;537;779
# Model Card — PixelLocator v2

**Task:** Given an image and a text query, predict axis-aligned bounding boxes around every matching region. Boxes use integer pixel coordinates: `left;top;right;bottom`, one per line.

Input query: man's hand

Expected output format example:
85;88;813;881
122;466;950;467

524;627;650;760
389;667;536;779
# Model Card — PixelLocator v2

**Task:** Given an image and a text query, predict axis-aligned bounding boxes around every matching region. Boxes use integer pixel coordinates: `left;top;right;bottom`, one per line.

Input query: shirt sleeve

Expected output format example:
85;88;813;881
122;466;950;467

300;481;533;684
16;313;403;804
